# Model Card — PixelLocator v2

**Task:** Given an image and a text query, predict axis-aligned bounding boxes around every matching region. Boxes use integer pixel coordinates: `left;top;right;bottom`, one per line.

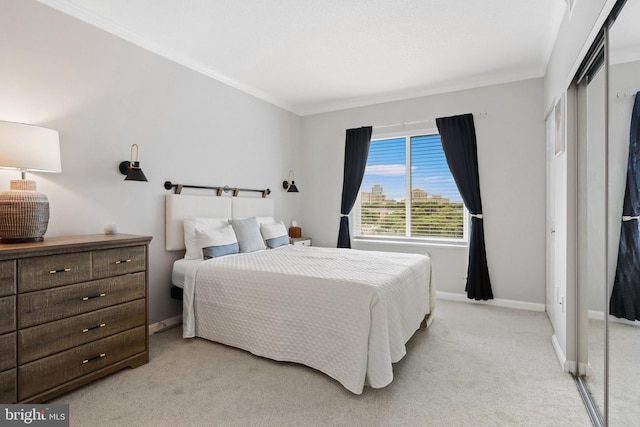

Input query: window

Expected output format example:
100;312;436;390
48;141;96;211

353;133;467;242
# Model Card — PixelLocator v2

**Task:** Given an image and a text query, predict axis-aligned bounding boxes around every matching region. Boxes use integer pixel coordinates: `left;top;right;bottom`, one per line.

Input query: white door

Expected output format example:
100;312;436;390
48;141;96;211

546;98;567;361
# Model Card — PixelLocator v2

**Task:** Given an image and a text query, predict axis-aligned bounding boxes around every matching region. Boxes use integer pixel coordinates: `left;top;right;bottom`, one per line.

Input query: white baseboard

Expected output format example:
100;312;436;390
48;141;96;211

551;334;576;373
588;309;640;325
149;315;182;335
436;291;545;312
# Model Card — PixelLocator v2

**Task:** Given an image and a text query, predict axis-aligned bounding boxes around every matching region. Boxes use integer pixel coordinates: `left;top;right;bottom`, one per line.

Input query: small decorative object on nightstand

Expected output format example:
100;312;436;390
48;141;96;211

290;237;311;246
288;220;301;239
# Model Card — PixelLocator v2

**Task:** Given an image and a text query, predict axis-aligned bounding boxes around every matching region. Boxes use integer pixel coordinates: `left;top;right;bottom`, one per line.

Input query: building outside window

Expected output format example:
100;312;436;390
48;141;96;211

353;133;467;243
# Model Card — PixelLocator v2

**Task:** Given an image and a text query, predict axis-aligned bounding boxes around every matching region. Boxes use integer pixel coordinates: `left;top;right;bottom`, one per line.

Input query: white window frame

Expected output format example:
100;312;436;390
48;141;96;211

352;128;469;246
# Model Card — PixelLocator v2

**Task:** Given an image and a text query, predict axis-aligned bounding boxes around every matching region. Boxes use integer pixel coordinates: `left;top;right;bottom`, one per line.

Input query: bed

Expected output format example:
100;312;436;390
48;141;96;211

166;193;434;394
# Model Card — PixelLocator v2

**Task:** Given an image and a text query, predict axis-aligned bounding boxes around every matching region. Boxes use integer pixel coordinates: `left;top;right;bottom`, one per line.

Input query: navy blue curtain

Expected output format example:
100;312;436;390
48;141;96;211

610;91;640;320
337;126;372;248
436;114;493;300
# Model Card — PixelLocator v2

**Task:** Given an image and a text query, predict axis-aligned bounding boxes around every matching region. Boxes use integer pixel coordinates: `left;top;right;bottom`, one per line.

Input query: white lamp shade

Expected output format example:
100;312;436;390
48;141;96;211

0;121;61;173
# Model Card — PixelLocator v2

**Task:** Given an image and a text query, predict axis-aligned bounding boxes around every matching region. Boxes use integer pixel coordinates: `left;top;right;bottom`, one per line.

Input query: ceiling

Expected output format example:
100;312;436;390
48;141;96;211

37;0;568;116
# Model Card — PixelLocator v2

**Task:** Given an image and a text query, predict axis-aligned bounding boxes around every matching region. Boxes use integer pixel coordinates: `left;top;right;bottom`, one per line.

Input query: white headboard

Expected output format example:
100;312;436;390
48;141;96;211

165;194;274;251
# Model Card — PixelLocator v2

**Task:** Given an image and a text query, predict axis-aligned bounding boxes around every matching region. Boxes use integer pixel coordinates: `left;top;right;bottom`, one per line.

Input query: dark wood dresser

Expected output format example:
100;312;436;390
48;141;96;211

0;234;152;403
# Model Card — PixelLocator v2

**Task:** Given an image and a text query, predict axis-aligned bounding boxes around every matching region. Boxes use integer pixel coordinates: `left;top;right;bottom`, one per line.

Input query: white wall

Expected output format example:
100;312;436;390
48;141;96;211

586;70;608;314
300;78;546;304
0;0;302;322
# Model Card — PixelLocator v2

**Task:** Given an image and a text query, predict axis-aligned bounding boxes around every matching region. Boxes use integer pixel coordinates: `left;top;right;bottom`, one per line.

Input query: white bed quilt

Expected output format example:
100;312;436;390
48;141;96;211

182;245;431;394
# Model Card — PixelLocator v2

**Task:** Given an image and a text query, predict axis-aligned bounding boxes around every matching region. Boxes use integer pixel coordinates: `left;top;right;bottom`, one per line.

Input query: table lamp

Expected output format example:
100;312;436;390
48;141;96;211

0;121;61;243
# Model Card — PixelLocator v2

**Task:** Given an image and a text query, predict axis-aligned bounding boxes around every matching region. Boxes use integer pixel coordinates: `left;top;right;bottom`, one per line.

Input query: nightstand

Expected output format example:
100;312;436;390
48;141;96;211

290;237;312;246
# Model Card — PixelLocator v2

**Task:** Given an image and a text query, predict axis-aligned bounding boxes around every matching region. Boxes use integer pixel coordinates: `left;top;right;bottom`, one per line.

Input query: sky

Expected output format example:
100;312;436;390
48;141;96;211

360;135;463;203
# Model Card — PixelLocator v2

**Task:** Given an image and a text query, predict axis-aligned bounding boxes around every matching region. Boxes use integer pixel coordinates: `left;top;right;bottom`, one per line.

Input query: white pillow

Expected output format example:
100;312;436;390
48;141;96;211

196;226;239;259
183;217;229;259
229;217;266;253
260;221;290;249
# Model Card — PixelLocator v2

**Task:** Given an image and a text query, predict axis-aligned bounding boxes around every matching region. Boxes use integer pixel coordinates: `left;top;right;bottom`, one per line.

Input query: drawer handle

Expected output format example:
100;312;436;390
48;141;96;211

49;268;71;274
82;293;106;301
82;353;106;364
82;323;106;333
115;259;132;265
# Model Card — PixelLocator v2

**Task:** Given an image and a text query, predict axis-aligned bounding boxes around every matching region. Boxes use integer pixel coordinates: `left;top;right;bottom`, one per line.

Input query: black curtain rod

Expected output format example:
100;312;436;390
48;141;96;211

163;181;271;198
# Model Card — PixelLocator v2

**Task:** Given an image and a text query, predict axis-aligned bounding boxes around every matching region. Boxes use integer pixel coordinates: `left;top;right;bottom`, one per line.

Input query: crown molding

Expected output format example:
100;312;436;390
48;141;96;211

297;68;545;117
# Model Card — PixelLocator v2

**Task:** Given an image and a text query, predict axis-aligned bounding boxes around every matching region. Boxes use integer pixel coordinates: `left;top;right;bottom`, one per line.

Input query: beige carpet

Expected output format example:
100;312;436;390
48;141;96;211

52;300;590;426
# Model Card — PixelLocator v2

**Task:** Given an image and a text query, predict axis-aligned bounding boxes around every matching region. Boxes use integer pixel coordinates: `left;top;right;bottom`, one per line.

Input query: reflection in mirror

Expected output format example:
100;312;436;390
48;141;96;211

608;1;640;425
581;58;607;421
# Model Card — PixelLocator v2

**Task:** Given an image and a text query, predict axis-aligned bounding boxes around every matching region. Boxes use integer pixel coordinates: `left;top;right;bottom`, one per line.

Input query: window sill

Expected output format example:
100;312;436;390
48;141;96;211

352;236;468;249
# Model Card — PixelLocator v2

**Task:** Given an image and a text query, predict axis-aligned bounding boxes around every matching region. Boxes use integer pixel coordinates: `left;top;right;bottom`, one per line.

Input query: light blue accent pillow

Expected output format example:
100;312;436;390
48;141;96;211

266;235;290;248
202;242;239;259
196;226;239;259
260;221;290;249
229;217;266;253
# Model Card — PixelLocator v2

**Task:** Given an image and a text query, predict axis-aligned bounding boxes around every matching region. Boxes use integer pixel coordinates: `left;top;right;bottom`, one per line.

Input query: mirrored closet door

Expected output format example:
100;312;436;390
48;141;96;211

607;1;640;424
575;0;640;425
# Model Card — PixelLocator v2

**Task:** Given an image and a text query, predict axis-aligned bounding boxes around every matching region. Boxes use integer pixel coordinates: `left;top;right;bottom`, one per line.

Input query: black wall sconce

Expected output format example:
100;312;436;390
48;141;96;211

119;144;148;182
282;170;299;192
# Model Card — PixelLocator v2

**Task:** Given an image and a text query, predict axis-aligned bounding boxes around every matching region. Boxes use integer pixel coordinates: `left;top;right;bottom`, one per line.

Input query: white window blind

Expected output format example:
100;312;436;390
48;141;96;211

355;133;466;241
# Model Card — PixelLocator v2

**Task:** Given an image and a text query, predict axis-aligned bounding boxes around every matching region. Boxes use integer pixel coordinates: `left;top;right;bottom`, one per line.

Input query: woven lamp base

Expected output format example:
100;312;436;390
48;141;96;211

0;179;50;243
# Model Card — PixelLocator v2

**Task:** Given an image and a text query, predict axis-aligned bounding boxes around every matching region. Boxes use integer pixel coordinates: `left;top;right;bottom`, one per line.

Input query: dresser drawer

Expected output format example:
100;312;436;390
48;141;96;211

19;272;146;328
0;296;15;335
0;332;16;372
0;368;16;403
19;300;146;364
19;326;146;401
19;252;91;292
0;260;15;297
93;246;146;279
